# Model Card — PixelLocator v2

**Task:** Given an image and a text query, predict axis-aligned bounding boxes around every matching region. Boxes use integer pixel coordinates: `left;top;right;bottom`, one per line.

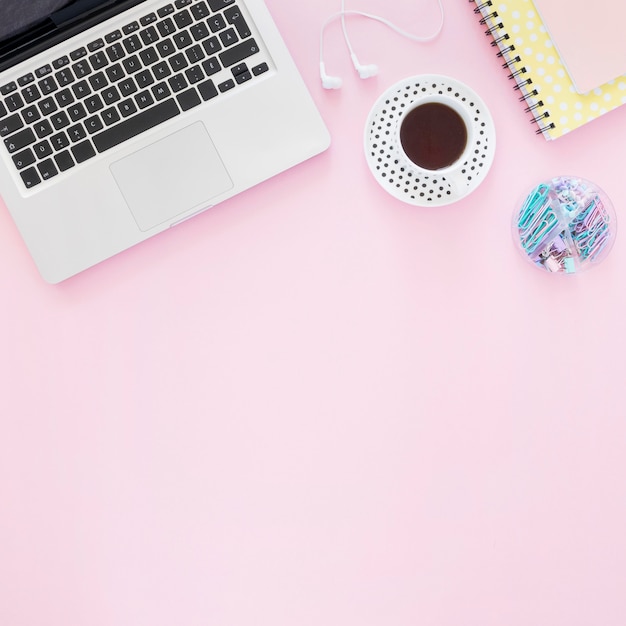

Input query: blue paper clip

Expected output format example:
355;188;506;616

518;184;559;254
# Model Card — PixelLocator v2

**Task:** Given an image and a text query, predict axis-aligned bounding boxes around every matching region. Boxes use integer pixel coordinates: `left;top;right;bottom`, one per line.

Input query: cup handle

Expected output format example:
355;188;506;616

445;169;468;197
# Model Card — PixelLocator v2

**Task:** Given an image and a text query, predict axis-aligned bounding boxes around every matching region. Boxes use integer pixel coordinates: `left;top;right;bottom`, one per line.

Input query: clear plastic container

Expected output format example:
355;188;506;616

512;175;617;273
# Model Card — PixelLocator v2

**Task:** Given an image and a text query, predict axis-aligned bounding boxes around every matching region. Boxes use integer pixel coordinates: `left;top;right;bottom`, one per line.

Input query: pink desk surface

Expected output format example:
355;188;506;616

2;2;626;625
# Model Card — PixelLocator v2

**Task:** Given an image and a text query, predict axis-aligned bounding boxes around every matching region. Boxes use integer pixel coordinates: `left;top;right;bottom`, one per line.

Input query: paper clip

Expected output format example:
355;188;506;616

517;184;558;254
569;195;611;261
518;183;550;230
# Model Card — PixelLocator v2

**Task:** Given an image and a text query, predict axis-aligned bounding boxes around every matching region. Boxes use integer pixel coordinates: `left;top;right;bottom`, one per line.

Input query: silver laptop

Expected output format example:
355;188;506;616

0;0;330;283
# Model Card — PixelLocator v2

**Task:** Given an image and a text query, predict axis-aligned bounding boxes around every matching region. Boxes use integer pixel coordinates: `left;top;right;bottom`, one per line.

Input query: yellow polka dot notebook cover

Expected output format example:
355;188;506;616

469;0;626;140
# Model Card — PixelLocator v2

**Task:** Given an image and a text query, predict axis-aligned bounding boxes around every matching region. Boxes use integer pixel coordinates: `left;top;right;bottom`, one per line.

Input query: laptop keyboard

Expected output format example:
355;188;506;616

0;0;269;190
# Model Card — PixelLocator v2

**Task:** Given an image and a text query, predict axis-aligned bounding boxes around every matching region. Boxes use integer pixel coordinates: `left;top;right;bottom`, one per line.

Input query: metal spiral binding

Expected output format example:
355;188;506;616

468;0;555;136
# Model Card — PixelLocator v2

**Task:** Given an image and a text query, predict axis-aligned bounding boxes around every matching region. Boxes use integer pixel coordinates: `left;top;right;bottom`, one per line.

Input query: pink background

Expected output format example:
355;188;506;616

2;1;626;625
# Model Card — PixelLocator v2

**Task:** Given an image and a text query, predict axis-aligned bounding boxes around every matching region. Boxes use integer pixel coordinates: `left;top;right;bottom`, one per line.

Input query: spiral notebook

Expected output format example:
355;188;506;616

469;0;626;140
533;0;626;94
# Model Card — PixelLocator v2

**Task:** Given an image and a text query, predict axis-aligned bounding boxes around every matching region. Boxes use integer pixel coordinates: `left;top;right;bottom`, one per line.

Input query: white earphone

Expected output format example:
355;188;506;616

319;0;445;89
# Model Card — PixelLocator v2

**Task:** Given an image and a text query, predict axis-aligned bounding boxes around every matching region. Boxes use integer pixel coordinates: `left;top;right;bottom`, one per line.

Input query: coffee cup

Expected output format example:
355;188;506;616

394;94;474;196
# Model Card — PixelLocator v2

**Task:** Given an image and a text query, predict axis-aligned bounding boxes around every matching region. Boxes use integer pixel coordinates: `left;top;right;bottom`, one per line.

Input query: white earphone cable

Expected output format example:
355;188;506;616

320;0;445;89
320;0;445;81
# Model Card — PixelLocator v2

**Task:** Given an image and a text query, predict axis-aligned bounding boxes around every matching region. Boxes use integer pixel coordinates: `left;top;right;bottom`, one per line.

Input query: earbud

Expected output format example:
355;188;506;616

351;54;378;79
319;1;445;91
320;62;343;90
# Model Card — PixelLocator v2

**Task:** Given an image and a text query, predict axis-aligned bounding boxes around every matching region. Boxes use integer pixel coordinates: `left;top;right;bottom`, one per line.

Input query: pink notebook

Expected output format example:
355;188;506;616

532;0;626;93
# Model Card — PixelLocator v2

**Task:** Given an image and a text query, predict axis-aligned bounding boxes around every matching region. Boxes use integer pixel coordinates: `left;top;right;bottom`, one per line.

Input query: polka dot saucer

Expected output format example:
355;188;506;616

364;75;496;206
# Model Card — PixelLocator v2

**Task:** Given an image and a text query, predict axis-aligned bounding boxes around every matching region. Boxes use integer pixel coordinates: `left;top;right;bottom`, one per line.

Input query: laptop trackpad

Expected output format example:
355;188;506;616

110;122;233;232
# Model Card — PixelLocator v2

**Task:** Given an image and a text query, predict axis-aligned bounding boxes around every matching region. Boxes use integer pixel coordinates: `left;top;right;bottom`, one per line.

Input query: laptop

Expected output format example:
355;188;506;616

0;0;330;283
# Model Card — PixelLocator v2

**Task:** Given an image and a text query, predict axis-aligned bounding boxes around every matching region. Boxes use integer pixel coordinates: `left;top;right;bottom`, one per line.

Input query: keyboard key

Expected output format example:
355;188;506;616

135;90;155;109
173;31;193;49
208;15;227;33
55;150;75;171
84;94;104;113
53;56;70;69
197;79;218;100
51;111;70;130
136;69;155;89
55;89;74;107
38;158;59;180
251;62;269;76
190;1;210;20
207;0;236;10
85;115;104;133
38;76;58;95
139;47;160;66
169;53;188;73
93;98;179;152
234;71;251;85
89;51;108;70
153;62;172;80
70;47;88;61
140;13;158;26
176;88;201;111
39;97;58;115
118;98;137;117
157;38;176;57
18;73;35;86
0;102;6;119
185;65;204;84
186;44;205;64
5;93;25;112
118;78;138;97
73;60;92;78
20;166;41;188
123;21;140;35
34;120;54;138
202;36;222;55
105;30;123;43
35;65;52;78
122;55;142;74
224;7;252;39
50;132;70;151
87;39;105;52
21;105;41;124
190;22;210;41
12;148;35;170
218;79;235;92
157;18;176;37
151;82;171;101
102;85;121;105
219;28;238;47
157;4;175;17
4;128;36;153
102;107;121;126
89;72;108;91
107;43;126;62
33;140;53;158
55;68;75;86
168;73;188;93
68;123;87;142
21;84;41;103
106;63;125;82
71;140;96;163
140;26;159;45
1;82;17;95
173;9;193;29
175;0;192;8
123;34;142;54
231;63;248;76
67;103;87;121
202;57;221;76
219;38;259;67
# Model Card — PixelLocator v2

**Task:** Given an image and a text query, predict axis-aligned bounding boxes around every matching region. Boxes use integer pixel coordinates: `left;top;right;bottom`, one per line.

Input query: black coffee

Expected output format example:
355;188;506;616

399;102;468;170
